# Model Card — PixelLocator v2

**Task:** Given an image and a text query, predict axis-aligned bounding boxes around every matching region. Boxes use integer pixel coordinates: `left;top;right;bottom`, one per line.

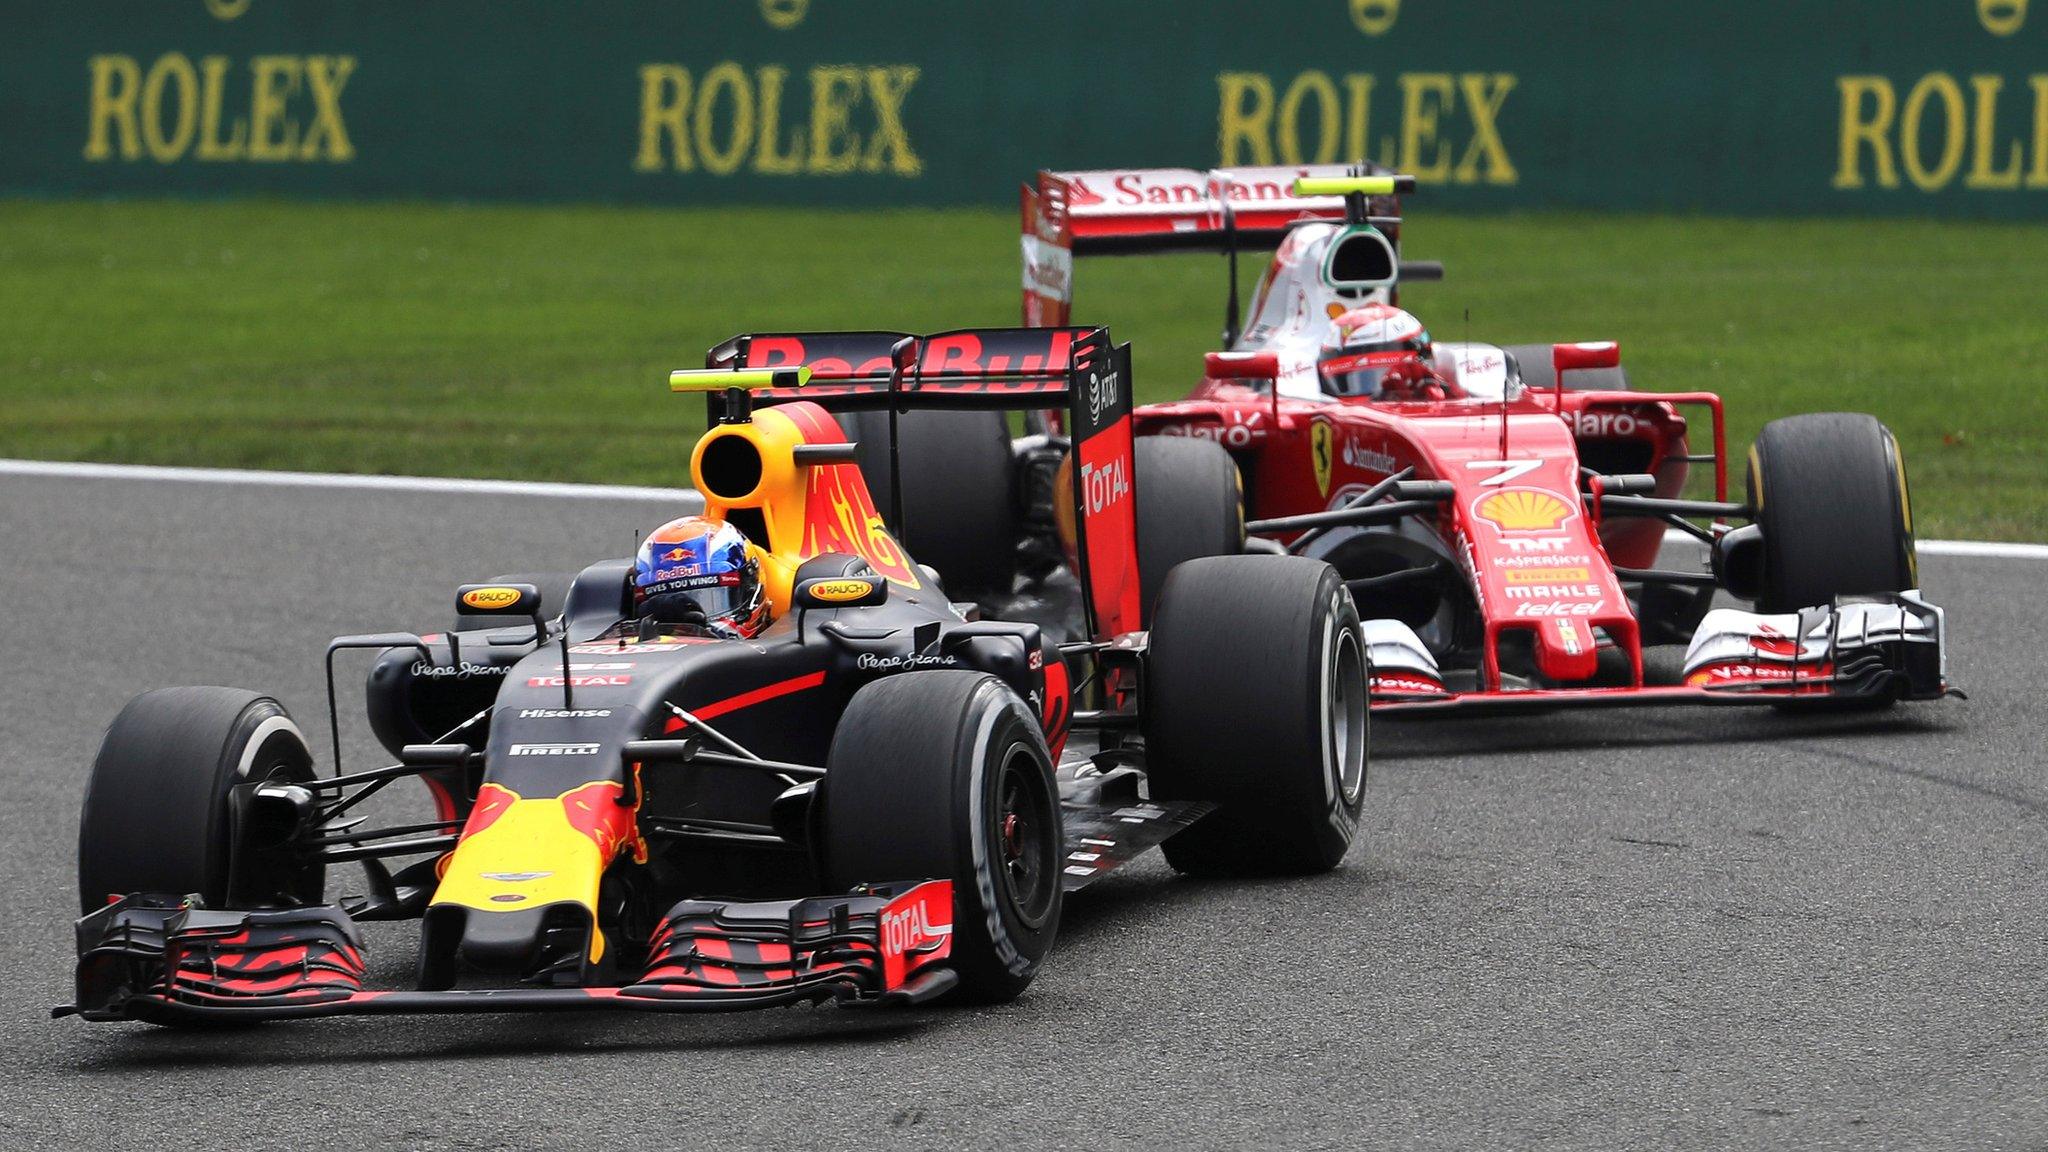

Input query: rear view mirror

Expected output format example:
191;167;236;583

1552;341;1620;373
793;576;887;610
455;583;541;617
1205;351;1280;380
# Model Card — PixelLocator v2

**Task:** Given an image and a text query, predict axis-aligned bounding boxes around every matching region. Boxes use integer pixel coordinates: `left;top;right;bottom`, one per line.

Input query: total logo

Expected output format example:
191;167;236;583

508;742;601;757
1086;367;1123;425
526;675;631;688
1571;410;1649;439
517;708;613;719
1079;457;1131;515
880;901;948;959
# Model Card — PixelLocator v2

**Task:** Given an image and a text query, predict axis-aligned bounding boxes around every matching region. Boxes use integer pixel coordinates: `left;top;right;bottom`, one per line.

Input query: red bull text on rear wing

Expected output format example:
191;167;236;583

679;326;1142;643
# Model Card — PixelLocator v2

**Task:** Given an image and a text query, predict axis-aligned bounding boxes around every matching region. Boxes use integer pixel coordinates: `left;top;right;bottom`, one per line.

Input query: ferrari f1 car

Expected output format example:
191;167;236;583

1005;163;1954;712
853;164;1950;716
61;325;1369;1026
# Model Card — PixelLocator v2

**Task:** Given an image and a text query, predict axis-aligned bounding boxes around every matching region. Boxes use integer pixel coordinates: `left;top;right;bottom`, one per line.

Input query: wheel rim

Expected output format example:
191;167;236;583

1325;625;1368;805
227;722;320;906
993;743;1058;930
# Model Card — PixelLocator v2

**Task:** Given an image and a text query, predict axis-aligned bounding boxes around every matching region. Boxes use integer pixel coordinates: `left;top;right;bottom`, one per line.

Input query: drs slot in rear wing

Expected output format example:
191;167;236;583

679;326;1142;640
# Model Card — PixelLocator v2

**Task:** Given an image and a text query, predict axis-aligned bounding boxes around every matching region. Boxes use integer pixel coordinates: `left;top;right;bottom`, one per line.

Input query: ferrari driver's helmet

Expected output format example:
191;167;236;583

632;516;769;638
1318;303;1434;399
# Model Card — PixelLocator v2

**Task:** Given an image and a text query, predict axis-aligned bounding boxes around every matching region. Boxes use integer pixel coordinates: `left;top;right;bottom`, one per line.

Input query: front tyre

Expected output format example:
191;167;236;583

820;671;1061;1003
1746;412;1917;615
1143;556;1368;876
1133;436;1245;625
78;687;323;913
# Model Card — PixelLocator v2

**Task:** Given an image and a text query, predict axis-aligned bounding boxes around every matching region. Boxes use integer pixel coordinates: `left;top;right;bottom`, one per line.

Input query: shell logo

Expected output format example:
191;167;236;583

1474;488;1575;534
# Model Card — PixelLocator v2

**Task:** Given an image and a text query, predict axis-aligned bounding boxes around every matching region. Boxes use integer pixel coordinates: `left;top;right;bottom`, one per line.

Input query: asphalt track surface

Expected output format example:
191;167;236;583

3;468;2040;1150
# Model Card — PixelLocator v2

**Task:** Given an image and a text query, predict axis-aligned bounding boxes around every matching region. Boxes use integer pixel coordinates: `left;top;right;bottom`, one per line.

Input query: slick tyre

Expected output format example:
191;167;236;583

453;572;576;632
1747;413;1918;713
78;688;323;914
1746;413;1916;615
1143;556;1368;876
820;671;1061;1003
1505;343;1631;393
849;409;1020;598
1133;436;1245;625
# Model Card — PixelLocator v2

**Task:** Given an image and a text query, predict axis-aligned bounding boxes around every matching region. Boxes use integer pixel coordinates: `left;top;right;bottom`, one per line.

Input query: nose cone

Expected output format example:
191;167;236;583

426;781;640;978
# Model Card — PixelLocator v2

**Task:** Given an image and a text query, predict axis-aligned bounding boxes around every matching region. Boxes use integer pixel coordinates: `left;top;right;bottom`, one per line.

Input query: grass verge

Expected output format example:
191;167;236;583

1;198;2039;539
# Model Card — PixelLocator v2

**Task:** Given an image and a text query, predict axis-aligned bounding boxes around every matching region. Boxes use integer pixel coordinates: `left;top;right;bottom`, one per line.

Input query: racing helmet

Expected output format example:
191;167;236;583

632;516;769;638
1318;304;1434;399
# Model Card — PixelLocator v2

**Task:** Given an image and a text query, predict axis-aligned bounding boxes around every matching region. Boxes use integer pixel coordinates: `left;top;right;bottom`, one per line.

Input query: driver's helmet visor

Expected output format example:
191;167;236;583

1319;349;1412;398
639;570;750;622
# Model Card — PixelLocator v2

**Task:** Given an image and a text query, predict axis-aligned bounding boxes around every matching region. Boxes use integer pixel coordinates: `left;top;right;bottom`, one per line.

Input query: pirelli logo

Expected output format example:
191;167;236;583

1504;567;1591;583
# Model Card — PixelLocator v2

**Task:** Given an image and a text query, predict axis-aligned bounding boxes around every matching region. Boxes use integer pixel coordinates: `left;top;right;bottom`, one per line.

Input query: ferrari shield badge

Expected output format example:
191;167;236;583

1311;418;1335;499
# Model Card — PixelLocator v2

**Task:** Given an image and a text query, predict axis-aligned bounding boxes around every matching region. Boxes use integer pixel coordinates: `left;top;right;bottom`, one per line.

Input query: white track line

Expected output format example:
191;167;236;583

0;458;697;503
3;458;2038;558
1656;528;2046;560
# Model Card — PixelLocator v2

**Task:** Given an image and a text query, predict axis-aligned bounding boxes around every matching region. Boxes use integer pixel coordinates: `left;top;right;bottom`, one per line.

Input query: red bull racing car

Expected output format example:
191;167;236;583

60;326;1368;1026
1009;164;1954;712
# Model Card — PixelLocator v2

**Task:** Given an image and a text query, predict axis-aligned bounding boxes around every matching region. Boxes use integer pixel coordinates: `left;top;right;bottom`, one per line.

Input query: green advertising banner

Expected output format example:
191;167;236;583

6;0;2047;214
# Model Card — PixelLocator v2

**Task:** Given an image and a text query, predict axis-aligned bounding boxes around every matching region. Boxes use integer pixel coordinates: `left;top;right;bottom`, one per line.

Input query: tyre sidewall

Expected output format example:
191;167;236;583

951;683;1061;995
78;690;318;912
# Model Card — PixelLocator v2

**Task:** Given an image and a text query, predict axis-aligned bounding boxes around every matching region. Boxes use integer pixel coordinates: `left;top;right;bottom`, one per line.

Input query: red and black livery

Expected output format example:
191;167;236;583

61;325;1369;1026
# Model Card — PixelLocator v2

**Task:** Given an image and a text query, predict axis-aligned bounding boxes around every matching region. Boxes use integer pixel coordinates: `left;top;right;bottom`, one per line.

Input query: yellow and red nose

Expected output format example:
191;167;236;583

429;781;643;963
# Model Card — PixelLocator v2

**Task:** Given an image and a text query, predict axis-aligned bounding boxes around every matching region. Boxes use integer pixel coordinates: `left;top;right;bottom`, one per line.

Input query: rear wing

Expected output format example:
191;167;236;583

1021;164;1439;330
679;327;1142;640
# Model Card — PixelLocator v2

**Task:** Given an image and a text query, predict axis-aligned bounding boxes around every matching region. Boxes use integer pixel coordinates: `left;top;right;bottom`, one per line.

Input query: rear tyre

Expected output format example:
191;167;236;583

820;671;1061;1003
1133;436;1245;625
849;409;1020;598
452;571;576;632
1143;556;1368;876
1746;412;1916;614
78;688;323;914
1506;343;1630;392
